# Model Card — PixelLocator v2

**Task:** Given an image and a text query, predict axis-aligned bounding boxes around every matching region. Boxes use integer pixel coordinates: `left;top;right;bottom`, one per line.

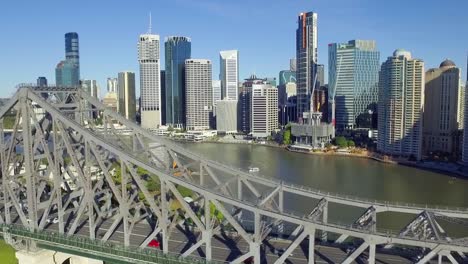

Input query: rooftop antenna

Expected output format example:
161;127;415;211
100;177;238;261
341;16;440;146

148;12;152;34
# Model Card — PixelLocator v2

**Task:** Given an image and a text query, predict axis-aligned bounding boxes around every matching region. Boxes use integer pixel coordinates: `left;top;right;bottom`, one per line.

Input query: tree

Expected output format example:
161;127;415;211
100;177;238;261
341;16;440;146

335;136;348;148
146;179;160;192
283;130;291;145
347;140;355;147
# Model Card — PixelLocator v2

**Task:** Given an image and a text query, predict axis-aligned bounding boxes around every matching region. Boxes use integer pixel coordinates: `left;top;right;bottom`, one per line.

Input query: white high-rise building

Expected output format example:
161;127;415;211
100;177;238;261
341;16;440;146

212;80;222;116
251;84;278;138
377;49;424;160
220;50;239;100
138;27;161;129
185;59;213;131
216;99;237;134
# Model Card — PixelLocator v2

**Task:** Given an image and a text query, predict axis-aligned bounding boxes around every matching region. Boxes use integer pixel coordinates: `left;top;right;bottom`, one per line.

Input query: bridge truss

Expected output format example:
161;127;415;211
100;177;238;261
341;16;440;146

0;86;467;263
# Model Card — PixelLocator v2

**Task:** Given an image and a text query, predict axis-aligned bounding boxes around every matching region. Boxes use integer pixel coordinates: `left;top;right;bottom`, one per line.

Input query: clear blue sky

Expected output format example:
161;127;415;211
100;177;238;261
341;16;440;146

0;0;467;98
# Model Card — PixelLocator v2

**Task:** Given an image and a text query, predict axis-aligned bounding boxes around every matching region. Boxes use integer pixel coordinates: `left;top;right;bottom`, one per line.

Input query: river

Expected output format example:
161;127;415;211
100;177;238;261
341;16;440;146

181;142;468;233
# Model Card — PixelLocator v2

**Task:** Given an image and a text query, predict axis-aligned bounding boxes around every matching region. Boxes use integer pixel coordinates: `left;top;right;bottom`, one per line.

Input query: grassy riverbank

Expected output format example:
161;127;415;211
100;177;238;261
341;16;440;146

0;240;17;264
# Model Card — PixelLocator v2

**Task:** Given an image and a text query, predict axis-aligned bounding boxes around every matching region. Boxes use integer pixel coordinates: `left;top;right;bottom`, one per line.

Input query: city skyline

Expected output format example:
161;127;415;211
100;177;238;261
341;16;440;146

0;0;467;98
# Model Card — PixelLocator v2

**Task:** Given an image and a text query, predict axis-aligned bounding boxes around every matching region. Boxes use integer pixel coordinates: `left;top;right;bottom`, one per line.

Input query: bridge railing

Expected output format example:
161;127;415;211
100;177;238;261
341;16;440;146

0;224;223;264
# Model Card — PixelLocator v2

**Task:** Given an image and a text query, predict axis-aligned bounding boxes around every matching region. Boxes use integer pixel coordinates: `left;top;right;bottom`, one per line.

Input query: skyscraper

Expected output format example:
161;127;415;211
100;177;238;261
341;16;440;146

81;79;99;98
56;32;80;87
251;84;278;138
185;59;213;131
463;56;468;164
296;12;318;118
316;64;325;88
103;77;118;112
216;99;237;134
423;60;462;155
165;36;191;128
238;74;267;134
278;70;297;105
290;58;297;72
212;80;222;116
377;49;424;160
107;78;118;93
220;50;239;100
160;70;166;125
138;25;161;129
329;40;380;130
37;77;47;87
118;71;136;121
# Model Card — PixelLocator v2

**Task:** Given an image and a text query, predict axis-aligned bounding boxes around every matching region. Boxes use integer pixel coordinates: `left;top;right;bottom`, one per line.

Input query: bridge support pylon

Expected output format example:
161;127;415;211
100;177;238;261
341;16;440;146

16;249;103;264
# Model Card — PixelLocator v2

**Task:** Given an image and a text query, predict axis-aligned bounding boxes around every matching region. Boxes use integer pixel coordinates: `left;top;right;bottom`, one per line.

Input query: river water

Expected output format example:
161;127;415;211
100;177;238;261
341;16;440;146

181;142;468;233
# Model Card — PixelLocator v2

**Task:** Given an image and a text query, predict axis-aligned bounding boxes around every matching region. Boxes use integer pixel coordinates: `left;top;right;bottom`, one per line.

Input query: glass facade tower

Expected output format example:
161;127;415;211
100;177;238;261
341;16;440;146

165;36;191;128
329;40;380;130
56;32;80;87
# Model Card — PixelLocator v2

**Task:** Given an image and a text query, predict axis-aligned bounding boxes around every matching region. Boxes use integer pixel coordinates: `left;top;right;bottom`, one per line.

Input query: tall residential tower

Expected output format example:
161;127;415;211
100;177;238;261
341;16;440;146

377;49;424;160
185;59;213;131
296;12;318;118
423;60;462;155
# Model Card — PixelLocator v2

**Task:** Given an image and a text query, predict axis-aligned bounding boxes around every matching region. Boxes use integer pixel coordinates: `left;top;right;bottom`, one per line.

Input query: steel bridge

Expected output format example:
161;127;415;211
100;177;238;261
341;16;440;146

1;85;468;263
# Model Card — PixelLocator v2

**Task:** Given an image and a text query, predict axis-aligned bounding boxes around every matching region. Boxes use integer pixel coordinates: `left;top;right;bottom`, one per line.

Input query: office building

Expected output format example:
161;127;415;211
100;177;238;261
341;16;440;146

377;49;424;160
138;28;161;129
279;70;297;87
251;84;278;138
161;70;166;125
316;64;324;88
103;78;118;112
238;74;266;134
462;57;468;164
216;99;237;134
423;60;462;155
290;58;297;72
296;12;318;118
81;79;99;98
220;50;239;100
56;32;80;87
107;78;118;93
212;80;222;116
279;96;298;127
329;40;380;130
37;77;47;87
118;71;136;121
185;59;213;131
278;70;297;105
165;36;191;128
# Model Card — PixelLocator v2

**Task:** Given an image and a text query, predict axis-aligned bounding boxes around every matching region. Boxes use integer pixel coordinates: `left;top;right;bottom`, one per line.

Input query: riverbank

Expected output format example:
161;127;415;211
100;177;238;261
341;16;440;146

172;136;468;179
285;146;468;179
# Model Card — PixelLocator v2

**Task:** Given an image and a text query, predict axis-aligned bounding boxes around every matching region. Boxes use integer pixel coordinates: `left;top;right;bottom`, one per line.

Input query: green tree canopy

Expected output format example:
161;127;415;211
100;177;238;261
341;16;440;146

335;136;348;148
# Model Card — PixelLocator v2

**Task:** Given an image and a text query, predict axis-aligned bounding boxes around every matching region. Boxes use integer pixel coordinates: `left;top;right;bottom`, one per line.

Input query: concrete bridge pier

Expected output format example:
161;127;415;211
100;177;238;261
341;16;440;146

16;249;103;264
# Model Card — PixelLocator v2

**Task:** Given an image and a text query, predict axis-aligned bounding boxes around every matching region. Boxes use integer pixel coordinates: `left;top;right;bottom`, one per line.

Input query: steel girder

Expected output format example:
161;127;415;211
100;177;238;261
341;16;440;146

0;86;467;263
